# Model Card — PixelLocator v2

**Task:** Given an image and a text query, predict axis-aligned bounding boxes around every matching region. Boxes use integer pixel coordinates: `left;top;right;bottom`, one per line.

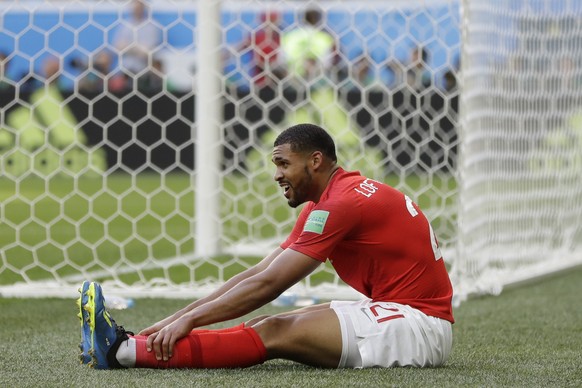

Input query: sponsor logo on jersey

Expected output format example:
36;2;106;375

303;210;330;234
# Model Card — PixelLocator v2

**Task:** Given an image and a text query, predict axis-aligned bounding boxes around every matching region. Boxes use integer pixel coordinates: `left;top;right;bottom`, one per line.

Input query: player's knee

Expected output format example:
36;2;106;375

252;314;298;352
245;314;271;327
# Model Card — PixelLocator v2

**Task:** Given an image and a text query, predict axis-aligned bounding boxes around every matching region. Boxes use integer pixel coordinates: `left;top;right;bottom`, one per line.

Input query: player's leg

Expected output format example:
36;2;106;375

124;304;340;368
78;281;346;369
78;281;267;369
251;306;343;368
79;281;336;369
244;302;332;326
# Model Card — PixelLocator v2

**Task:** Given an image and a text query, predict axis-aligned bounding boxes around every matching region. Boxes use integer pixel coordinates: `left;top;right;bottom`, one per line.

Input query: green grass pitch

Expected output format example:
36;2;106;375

0;172;580;385
0;266;581;387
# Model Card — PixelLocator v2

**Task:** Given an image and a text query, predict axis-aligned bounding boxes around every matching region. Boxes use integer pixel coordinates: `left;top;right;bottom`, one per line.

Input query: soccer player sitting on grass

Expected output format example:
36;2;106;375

78;123;454;369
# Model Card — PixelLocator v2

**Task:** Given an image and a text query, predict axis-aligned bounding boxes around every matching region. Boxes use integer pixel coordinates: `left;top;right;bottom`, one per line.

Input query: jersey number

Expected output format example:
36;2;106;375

405;195;442;261
429;223;442;261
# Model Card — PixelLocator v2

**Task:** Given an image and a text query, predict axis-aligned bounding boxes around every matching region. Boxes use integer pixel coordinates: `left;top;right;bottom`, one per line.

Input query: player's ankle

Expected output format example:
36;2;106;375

115;337;137;368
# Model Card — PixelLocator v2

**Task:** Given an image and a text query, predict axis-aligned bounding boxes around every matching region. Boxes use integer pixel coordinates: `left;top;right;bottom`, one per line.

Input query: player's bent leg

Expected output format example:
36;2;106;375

127;304;334;369
128;326;266;368
245;302;332;326
77;282;267;369
252;306;343;368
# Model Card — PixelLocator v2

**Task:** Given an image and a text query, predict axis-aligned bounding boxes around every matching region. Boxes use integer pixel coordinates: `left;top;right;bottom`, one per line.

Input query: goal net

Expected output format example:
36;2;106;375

0;0;579;302
454;0;582;301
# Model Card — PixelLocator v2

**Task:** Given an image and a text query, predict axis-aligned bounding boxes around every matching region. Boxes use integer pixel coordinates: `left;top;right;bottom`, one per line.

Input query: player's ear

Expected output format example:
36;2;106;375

310;151;323;169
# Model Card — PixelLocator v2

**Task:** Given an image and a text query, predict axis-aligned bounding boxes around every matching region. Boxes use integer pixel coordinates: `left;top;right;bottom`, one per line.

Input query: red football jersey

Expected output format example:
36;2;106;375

281;168;454;323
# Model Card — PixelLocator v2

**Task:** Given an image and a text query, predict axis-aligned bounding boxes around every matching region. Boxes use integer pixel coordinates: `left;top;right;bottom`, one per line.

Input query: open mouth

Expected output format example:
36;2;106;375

280;183;291;196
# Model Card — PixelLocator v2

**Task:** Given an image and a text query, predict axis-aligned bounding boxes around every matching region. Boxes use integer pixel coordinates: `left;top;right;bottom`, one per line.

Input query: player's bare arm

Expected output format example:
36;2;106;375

147;248;321;360
138;247;284;336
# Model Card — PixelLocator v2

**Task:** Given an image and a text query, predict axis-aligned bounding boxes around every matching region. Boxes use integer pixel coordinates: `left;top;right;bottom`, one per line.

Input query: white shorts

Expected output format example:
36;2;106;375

330;299;453;368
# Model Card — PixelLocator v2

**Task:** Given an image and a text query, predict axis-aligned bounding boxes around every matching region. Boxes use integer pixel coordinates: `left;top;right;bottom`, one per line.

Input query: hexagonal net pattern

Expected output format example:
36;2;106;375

454;0;582;302
0;0;463;299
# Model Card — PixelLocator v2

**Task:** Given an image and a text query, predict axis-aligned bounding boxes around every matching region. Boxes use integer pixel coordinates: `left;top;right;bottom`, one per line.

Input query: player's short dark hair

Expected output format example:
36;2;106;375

274;123;337;163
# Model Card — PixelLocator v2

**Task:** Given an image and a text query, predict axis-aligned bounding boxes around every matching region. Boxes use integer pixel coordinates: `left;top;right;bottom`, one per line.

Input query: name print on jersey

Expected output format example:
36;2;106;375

354;179;379;198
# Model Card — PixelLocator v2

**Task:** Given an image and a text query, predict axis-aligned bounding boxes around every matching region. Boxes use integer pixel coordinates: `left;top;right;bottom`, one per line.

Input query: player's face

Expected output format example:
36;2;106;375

272;143;314;208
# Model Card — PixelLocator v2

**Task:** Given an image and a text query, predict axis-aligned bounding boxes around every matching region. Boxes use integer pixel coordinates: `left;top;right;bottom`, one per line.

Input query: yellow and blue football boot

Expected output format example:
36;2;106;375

78;281;132;369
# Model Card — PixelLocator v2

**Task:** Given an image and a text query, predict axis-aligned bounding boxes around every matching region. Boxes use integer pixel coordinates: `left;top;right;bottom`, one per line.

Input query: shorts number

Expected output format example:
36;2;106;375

369;304;405;323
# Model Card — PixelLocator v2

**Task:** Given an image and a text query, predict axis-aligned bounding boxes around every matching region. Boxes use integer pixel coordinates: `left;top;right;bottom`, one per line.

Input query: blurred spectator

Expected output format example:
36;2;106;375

113;0;163;85
406;45;432;91
0;51;12;92
41;56;61;87
384;58;406;88
0;51;14;152
279;7;383;176
352;57;375;87
0;52;38;93
443;56;459;93
280;7;336;86
342;56;390;91
239;11;284;88
137;57;165;92
77;50;128;93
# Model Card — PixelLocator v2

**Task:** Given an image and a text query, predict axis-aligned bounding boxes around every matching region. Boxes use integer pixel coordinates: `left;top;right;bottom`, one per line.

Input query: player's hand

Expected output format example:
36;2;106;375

146;316;194;361
138;315;177;336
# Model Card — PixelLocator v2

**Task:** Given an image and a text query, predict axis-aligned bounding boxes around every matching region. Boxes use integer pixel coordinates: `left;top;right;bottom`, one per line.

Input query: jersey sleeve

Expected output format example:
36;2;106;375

280;203;314;249
288;199;361;262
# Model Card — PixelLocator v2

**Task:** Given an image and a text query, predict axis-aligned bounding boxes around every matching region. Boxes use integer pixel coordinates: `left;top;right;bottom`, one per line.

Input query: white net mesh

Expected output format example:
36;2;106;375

455;0;582;300
1;0;461;299
3;0;577;301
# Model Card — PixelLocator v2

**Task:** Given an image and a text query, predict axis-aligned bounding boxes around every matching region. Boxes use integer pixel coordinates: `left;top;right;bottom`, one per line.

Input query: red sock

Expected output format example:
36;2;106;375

190;322;246;334
132;323;246;341
134;327;266;368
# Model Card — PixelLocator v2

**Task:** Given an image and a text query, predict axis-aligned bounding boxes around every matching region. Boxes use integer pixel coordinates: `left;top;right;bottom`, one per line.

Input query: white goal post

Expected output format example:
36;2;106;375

0;0;581;302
